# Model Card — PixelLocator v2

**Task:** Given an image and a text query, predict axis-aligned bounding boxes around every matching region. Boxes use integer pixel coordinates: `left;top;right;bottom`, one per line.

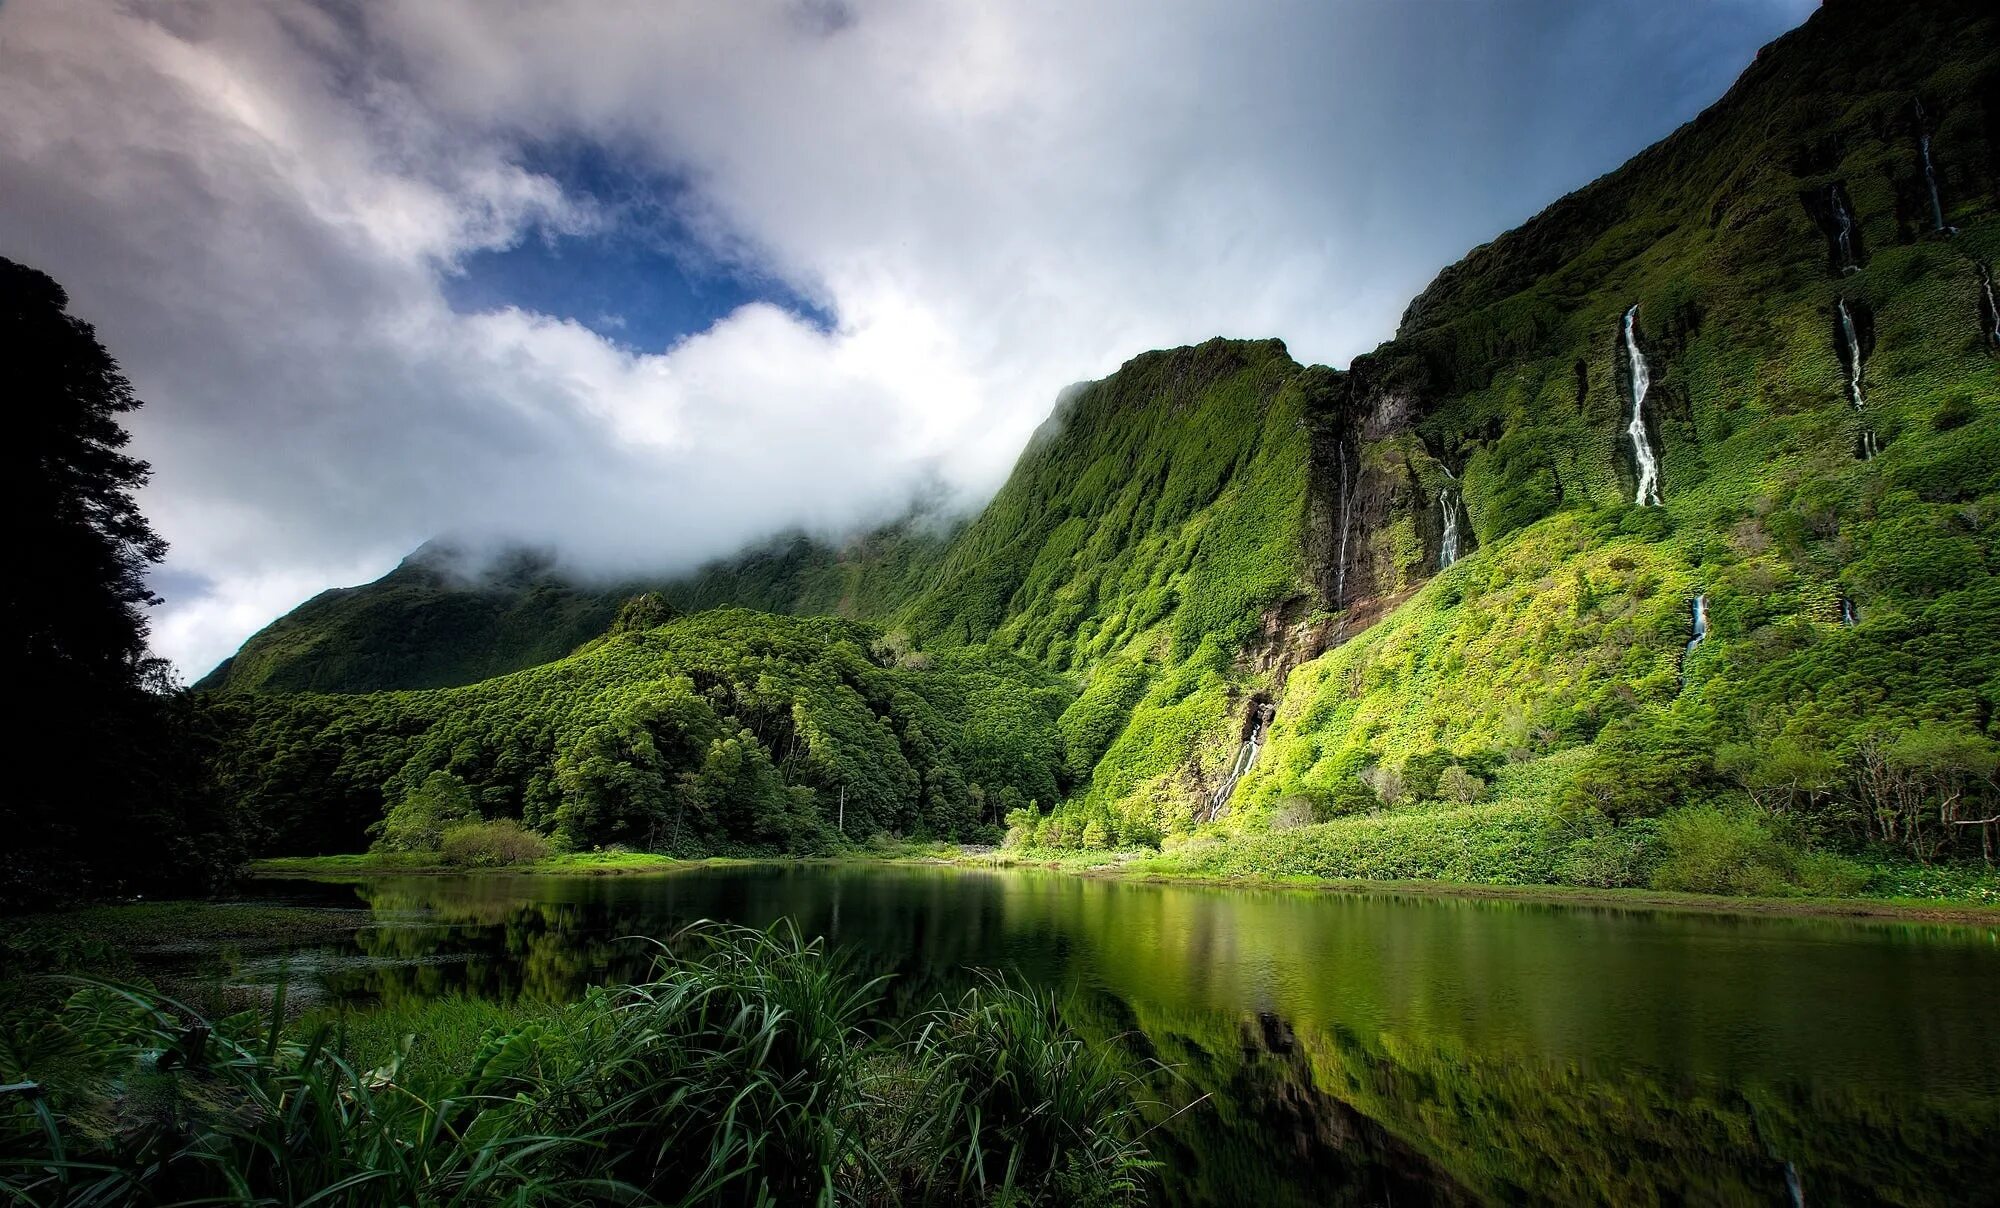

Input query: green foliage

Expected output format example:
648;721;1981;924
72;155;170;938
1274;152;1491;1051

370;769;477;852
0;923;1154;1205
1650;804;1871;897
1155;803;1573;886
438;818;550;867
212;610;1070;857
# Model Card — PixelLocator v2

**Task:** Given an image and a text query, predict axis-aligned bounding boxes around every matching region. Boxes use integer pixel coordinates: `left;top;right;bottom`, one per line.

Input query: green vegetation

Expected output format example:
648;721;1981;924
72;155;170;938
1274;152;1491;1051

208;609;1072;857
0;923;1153;1205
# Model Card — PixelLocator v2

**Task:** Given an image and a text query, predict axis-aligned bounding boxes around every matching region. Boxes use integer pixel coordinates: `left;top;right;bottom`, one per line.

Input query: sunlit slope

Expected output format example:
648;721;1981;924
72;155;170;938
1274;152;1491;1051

898;338;1310;662
1208;0;1999;878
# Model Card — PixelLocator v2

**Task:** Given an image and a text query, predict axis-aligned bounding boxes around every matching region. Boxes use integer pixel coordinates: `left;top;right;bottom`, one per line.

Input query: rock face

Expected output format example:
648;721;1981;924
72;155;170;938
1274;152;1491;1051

1303;355;1469;622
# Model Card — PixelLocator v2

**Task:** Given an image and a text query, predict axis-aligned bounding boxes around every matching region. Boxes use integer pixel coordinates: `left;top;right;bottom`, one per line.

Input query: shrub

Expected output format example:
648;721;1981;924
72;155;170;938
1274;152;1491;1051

1556;818;1663;888
439;819;551;867
1081;819;1111;849
1793;851;1873;897
1156;803;1570;885
1439;766;1488;806
1272;796;1317;829
1651;804;1794;895
1930;393;1976;432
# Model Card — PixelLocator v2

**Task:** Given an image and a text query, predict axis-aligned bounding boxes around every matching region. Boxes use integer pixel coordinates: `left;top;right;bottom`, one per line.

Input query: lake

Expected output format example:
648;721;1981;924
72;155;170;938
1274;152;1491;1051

207;866;1999;1206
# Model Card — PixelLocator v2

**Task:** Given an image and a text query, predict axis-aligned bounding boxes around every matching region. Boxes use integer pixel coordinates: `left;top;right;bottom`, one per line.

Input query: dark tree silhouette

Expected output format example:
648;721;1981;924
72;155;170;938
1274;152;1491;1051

2;257;242;906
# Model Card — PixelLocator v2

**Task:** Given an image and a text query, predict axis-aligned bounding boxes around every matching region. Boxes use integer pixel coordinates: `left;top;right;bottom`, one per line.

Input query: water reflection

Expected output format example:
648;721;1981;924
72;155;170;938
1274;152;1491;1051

230;867;1999;1207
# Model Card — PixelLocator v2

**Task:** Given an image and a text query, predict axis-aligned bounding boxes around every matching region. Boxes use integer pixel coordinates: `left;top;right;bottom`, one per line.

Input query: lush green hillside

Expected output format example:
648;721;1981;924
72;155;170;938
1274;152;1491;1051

208;608;1069;855
1158;0;2000;892
202;0;2000;894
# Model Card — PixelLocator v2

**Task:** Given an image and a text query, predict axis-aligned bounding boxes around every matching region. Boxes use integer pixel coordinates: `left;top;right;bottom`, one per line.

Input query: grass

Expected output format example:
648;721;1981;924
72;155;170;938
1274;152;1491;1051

0;922;1157;1206
250;850;696;878
855;842;2000;923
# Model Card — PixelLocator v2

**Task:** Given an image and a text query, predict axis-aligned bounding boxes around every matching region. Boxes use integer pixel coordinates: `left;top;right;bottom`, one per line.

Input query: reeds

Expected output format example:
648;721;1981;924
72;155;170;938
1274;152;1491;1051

1;922;1154;1205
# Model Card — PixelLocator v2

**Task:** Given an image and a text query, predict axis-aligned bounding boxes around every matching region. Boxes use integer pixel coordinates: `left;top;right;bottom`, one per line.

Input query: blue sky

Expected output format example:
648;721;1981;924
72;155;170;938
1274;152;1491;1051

443;142;831;354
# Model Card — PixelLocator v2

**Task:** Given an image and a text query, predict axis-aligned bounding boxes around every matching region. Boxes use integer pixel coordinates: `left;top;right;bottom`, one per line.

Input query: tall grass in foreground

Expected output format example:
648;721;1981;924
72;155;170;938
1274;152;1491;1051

0;923;1154;1206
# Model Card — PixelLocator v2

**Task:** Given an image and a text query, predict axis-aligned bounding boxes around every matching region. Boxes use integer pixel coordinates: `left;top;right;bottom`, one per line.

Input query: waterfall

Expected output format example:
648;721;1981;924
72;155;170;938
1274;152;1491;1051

1829;185;1858;273
1916;101;1954;235
1841;598;1858;627
1333;439;1355;608
1207;702;1274;818
1622;306;1664;506
1981;267;2000;349
1837;298;1875;459
1438;466;1461;570
1685;594;1708;656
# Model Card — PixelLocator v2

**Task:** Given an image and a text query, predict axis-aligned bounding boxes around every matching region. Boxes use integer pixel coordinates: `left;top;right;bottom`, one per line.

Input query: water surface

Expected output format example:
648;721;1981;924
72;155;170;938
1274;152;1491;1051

216;867;2000;1206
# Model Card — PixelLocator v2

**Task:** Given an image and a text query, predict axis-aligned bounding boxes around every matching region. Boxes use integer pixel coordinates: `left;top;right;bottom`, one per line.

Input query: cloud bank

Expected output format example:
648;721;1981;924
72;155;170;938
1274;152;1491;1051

0;0;1813;676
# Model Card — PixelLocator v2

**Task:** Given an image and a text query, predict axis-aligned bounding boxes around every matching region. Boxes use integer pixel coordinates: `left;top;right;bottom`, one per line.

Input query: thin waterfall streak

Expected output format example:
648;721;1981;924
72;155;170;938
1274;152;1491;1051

1622;306;1663;506
1685;594;1708;657
1837;299;1866;411
1916;101;1953;235
1438;489;1460;569
1830;185;1857;272
1333;439;1354;608
1920;133;1949;233
1981;270;2000;348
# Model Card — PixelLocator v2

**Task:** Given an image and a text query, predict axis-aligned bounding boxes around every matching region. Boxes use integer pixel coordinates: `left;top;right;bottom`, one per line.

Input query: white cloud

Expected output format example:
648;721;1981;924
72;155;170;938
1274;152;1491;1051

0;0;1813;676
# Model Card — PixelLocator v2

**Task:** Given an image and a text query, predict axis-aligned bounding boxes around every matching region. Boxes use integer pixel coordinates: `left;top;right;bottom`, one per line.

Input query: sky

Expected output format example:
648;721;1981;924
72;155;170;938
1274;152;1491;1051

0;0;1816;678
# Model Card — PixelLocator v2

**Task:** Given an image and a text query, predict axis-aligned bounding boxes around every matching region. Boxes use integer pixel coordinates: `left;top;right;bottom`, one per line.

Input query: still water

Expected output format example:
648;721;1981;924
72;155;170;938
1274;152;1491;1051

223;867;1998;1206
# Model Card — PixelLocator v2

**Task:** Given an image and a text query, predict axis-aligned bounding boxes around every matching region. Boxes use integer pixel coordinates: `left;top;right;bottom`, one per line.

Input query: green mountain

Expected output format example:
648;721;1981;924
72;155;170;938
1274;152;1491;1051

204;0;2000;887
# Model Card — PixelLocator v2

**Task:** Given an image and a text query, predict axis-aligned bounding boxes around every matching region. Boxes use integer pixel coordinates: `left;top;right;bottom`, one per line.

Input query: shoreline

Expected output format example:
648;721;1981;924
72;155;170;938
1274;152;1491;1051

246;850;2000;927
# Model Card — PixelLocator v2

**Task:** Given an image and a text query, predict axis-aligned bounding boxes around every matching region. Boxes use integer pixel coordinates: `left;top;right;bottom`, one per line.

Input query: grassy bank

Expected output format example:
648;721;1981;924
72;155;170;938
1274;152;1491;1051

244;835;2000;925
0;922;1153;1205
250;849;699;878
897;843;2000;925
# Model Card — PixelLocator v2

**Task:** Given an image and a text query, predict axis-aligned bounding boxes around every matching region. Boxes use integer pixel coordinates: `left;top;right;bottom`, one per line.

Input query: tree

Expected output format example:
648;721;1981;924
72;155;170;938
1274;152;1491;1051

1853;724;2000;863
372;771;478;852
2;257;241;906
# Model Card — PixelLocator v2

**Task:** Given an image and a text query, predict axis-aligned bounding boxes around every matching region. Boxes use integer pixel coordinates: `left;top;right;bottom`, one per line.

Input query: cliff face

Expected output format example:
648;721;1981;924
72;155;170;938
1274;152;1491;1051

1226;0;2000;851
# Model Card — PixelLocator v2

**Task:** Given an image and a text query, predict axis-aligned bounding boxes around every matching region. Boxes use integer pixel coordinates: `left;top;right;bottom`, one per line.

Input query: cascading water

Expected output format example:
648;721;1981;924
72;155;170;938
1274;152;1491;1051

1837;298;1877;459
1438;467;1461;570
1207;702;1274;819
1685;594;1708;657
1916;101;1955;235
1621;306;1664;506
1829;185;1858;273
1841;598;1858;627
1980;267;2000;349
1333;439;1356;608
